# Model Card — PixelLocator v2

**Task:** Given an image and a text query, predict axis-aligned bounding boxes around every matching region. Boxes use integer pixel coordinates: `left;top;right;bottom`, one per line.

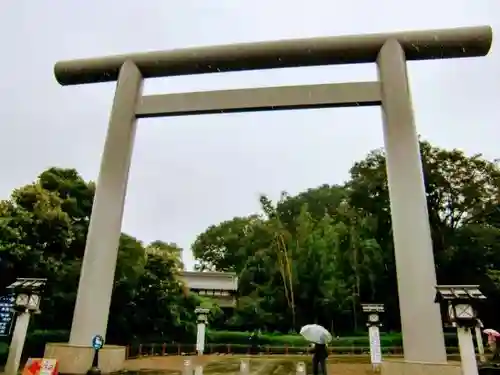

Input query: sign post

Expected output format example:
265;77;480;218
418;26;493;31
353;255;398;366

361;303;384;372
86;334;104;375
368;325;382;368
195;307;210;355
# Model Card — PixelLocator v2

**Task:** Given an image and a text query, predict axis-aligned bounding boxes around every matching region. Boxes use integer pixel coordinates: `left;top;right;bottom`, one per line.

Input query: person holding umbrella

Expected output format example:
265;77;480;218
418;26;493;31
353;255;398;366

484;328;500;361
300;324;332;375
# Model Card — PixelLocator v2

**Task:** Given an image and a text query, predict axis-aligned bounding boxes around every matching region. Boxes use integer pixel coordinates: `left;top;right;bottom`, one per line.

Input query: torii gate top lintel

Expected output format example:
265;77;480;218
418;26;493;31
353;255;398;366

54;25;492;86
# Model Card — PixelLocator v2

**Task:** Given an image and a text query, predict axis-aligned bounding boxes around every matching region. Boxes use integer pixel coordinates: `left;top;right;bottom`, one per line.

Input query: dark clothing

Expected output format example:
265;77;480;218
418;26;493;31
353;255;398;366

312;357;326;375
492;336;500;361
249;332;259;354
312;343;328;359
312;344;328;375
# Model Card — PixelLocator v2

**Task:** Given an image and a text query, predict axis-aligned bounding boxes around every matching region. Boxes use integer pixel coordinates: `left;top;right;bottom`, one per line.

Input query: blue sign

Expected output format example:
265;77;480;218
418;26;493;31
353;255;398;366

91;334;104;350
0;294;15;337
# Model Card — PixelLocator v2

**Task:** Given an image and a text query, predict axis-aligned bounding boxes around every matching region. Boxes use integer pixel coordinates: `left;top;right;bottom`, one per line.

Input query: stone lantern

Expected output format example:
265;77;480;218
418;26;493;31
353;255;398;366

435;285;486;375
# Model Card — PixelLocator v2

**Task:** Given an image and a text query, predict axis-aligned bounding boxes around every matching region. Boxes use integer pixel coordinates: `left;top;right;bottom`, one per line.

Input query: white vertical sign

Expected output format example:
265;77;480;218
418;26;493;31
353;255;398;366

368;326;382;365
196;322;206;354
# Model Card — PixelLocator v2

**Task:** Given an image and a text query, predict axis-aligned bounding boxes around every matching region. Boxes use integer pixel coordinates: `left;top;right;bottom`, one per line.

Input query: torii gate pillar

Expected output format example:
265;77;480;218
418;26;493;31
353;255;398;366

47;25;492;375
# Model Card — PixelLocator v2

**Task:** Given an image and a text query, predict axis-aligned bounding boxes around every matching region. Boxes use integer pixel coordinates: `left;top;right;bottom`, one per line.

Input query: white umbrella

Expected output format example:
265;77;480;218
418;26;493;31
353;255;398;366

484;328;500;337
300;324;332;344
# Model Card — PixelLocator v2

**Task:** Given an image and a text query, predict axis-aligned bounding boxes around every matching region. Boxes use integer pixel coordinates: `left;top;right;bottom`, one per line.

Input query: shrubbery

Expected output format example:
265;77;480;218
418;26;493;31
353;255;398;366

206;330;459;348
0;329;461;365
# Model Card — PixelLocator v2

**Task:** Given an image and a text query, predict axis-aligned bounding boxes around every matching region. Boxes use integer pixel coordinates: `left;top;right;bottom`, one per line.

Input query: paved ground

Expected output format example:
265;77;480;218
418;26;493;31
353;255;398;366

125;355;215;372
124;355;373;375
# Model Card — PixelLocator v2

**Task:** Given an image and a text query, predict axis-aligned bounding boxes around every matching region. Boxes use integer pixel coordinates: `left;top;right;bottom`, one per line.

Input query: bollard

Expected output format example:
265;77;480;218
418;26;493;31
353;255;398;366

194;365;203;375
183;359;192;375
296;361;306;375
240;359;250;375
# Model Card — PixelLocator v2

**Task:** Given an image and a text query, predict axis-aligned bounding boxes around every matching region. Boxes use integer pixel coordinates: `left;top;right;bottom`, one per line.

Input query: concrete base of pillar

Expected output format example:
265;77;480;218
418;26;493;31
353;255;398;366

382;359;462;375
44;343;125;374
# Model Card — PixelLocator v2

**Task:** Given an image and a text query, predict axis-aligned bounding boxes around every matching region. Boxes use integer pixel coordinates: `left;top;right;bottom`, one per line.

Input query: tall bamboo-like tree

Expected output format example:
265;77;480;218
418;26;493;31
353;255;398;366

259;193;297;329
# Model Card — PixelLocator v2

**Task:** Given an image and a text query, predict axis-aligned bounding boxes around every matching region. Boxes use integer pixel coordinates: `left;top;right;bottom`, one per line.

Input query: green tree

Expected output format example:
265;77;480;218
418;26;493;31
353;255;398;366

192;215;263;272
3;139;499;343
0;167;197;342
147;240;184;270
109;250;198;343
276;184;347;228
346;140;500;328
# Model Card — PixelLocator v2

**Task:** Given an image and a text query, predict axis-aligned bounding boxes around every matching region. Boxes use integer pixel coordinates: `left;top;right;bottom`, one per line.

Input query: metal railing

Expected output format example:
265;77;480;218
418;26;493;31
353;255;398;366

125;343;464;359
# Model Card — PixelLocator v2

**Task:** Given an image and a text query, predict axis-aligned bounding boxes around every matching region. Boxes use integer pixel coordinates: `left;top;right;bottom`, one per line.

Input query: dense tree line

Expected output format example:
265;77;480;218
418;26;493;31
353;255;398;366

0;168;200;343
1;140;500;343
194;141;500;334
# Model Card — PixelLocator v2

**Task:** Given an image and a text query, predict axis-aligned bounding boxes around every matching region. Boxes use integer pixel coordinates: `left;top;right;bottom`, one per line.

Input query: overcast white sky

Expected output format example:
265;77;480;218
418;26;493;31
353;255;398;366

0;1;498;270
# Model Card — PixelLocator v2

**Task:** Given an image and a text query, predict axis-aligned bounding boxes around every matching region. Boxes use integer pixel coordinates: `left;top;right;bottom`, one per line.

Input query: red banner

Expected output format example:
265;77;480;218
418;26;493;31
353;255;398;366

22;358;58;375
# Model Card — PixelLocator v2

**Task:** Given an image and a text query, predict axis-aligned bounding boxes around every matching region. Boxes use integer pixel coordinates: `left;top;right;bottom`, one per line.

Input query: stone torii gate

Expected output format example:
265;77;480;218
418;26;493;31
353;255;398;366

47;25;492;374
